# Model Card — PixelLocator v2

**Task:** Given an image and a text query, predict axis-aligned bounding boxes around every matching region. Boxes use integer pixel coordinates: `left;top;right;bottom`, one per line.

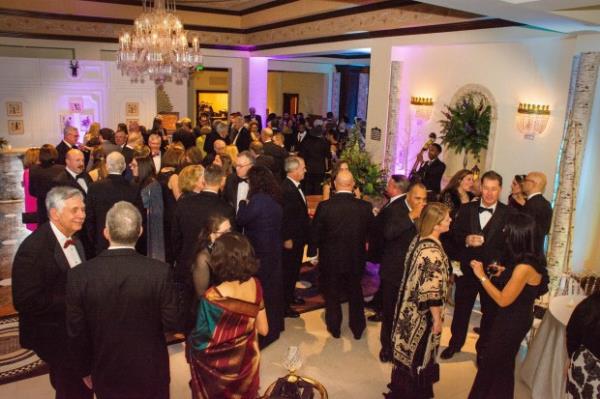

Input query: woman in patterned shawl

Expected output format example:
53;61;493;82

187;232;269;399
386;203;451;399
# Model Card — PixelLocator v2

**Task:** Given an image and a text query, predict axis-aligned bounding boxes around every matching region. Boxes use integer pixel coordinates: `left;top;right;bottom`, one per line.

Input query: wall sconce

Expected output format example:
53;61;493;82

516;103;550;140
410;96;434;121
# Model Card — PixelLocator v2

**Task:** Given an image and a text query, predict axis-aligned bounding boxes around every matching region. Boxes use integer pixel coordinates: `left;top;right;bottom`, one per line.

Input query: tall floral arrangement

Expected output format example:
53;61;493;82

340;134;387;197
439;94;492;168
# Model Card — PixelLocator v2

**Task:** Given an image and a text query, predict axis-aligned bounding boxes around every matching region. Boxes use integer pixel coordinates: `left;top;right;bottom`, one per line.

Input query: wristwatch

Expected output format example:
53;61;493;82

479;276;488;284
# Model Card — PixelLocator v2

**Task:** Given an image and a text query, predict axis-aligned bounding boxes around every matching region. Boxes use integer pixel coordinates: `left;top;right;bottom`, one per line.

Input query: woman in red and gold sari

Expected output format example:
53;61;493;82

187;232;269;399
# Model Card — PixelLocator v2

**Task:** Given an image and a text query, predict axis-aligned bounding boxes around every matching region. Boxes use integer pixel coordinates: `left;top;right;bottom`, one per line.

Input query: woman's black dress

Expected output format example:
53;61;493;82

157;170;177;265
468;275;540;398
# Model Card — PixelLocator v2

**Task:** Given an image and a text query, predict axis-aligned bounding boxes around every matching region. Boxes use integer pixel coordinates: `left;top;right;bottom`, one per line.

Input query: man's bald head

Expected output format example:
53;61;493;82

524;171;547;195
65;149;85;174
335;170;355;191
213;139;227;155
260;128;274;142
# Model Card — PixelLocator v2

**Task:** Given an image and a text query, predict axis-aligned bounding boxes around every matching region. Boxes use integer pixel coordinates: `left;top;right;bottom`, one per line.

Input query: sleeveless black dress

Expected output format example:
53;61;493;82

468;277;540;398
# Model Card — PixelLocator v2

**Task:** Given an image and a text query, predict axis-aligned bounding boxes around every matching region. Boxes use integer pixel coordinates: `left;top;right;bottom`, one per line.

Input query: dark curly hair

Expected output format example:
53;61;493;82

248;165;282;203
247;165;282;204
208;232;259;283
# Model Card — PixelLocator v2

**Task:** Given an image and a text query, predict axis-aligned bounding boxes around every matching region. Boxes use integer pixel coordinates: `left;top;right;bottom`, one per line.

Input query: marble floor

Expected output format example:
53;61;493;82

0;305;532;399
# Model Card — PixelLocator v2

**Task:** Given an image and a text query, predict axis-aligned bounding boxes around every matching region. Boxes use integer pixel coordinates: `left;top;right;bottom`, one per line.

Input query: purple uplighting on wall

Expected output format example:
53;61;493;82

247;57;269;123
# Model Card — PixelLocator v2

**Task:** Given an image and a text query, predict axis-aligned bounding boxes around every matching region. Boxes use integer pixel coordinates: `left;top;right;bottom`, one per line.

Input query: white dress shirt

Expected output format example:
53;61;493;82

50;222;82;268
236;180;249;212
66;167;88;193
297;131;306;143
152;152;162;173
479;202;497;229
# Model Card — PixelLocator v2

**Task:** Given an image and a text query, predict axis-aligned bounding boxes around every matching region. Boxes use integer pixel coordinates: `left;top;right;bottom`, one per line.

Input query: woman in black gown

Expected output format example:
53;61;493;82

237;165;284;349
468;213;548;399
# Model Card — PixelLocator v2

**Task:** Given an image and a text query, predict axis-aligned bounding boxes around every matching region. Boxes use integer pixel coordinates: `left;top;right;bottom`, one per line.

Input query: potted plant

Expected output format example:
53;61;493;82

340;135;387;203
439;94;492;168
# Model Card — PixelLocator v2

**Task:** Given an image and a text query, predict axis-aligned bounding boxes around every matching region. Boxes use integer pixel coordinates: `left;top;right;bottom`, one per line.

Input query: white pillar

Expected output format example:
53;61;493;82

365;43;392;165
247;57;269;124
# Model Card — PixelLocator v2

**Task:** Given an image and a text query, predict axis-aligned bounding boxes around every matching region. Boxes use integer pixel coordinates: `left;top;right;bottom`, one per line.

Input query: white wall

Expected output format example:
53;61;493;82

0;57;156;148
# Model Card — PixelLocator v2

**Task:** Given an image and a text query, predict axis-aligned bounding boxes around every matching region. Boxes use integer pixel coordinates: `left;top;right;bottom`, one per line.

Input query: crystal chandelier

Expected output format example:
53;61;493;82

117;0;203;84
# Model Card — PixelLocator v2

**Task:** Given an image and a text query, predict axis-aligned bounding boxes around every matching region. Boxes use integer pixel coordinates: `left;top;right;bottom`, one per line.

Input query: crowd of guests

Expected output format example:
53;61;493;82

14;110;594;399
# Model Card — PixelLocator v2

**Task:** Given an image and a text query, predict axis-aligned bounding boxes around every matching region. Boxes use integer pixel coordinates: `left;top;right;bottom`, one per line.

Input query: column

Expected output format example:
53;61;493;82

365;43;392;165
247;57;268;125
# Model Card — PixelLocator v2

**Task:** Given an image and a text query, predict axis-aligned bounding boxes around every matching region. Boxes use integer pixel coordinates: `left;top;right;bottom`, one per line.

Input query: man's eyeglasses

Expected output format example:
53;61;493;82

236;163;252;168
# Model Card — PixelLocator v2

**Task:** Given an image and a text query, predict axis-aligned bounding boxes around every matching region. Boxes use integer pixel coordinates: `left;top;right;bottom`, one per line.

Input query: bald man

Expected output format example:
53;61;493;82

309;170;374;339
213;139;227;156
522;171;553;253
261;128;288;180
53;149;92;196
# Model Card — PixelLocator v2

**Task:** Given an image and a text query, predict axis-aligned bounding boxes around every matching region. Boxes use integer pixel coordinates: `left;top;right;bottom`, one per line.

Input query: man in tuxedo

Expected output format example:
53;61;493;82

12;186;93;399
120;131;136;166
298;120;331;195
262;128;288;181
53;149;91;196
522;171;553;253
66;201;180;399
441;171;516;362
281;156;309;318
310;170;374;339
376;180;427;363
114;129;127;148
245;107;263;132
411;143;446;198
148;134;163;173
223;151;255;212
172;165;235;330
287;120;307;152
85;152;144;256
230;115;252;152
57;126;89;166
250;141;277;176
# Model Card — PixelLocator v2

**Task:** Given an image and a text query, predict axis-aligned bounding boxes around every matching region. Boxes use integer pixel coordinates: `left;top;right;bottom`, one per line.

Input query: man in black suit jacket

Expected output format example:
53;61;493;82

66;202;180;399
53;149;92;196
442;171;516;362
522;171;553;253
172;127;196;149
203;122;230;155
12;186;93;399
411;143;446;198
377;179;426;362
250;141;277;177
30;146;65;224
281;156;310;318
298;122;331;195
310;171;374;339
85;152;144;256
245;107;263;132
172;165;235;330
223;151;255;213
230;115;252;152
262;128;288;181
56;126;89;166
286;121;307;152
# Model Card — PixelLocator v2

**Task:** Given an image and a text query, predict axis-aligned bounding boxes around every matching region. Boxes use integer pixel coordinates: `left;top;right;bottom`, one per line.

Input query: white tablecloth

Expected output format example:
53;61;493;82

520;295;586;399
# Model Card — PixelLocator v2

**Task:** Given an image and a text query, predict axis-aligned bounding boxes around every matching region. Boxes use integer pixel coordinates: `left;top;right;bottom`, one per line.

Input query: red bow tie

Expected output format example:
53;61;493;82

64;239;76;249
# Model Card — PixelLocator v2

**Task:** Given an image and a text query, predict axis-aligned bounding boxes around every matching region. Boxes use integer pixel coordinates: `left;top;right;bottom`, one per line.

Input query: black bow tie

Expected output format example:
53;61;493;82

479;207;493;214
239;178;248;183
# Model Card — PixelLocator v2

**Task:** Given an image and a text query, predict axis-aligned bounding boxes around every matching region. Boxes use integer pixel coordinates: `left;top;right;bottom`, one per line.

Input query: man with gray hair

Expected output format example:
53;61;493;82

85;151;144;256
223;150;256;212
281;156;309;318
13;186;93;399
67;201;180;399
203;121;230;155
57;125;89;166
230;114;251;152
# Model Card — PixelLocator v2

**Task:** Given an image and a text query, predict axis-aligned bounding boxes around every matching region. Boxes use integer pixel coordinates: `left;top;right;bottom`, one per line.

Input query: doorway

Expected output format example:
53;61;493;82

283;93;299;115
196;90;229;124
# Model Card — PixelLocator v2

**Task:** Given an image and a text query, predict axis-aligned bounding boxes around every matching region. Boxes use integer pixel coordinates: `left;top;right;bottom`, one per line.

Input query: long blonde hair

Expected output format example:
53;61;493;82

416;202;450;237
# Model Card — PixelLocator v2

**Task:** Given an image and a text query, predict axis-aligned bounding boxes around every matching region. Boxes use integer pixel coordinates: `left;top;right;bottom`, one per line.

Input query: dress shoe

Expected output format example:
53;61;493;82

328;329;341;339
284;308;300;318
367;312;383;322
440;346;459;360
353;331;363;340
379;349;392;363
292;297;305;305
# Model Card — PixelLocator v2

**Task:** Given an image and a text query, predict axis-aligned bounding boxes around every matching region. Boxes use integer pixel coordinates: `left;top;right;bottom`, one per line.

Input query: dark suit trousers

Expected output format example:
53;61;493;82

282;241;304;306
321;272;366;337
380;280;400;355
48;363;93;399
448;274;479;351
304;173;325;195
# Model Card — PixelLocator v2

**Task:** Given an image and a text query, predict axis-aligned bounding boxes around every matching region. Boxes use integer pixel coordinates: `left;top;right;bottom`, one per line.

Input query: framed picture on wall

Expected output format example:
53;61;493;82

126;102;139;117
68;98;84;113
6;101;23;117
8;120;24;135
158;112;179;133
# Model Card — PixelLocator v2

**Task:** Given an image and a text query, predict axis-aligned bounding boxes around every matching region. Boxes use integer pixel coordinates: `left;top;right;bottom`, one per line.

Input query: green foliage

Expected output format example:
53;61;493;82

439;94;491;163
340;135;387;197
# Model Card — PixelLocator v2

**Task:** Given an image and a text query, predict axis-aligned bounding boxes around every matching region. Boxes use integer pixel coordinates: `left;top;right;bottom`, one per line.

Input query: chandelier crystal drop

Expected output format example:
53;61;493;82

117;0;203;85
